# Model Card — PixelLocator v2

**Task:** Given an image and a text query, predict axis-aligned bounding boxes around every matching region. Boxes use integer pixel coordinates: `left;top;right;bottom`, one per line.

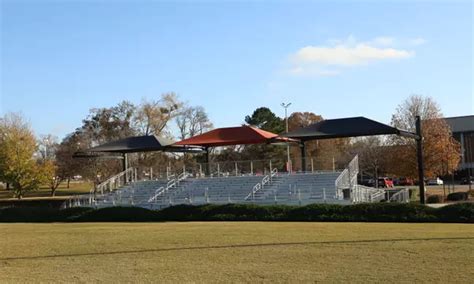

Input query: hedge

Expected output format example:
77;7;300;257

427;195;444;204
0;207;93;222
447;192;469;201
0;203;472;223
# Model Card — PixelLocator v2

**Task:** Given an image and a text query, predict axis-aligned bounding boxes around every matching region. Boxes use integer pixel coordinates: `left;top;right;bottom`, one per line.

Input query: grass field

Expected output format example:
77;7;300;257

0;182;92;200
1;222;473;283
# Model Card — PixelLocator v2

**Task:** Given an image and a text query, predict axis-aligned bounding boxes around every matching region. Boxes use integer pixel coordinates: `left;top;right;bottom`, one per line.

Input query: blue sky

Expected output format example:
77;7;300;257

1;0;472;139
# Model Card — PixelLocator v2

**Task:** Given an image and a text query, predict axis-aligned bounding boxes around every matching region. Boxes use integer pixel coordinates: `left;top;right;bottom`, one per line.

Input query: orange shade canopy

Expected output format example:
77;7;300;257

174;125;297;147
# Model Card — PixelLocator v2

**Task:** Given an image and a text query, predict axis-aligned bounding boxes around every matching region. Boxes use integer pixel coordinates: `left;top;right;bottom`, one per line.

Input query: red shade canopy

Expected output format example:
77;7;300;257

174;125;296;147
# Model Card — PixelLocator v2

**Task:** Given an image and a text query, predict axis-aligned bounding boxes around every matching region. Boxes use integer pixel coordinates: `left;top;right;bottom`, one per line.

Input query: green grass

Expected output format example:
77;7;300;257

0;222;473;282
0;181;92;200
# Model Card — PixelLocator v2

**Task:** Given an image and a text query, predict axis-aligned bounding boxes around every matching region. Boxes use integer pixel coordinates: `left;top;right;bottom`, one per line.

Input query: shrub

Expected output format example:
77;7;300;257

200;204;293;221
57;207;94;221
157;204;294;221
427;195;443;204
0;207;59;222
435;203;474;223
468;190;474;198
341;203;437;222
446;192;469;201
287;203;344;221
72;206;160;222
0;207;96;222
0;203;472;223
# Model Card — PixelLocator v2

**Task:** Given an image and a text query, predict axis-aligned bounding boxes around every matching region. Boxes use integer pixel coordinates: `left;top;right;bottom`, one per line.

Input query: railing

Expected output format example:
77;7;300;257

61;194;89;209
245;182;262;201
177;172;188;183
334;155;359;200
270;168;278;180
261;175;270;187
245;168;277;201
148;172;190;203
148;186;165;203
157;157;349;180
389;188;410;203
370;189;386;202
73;167;137;207
351;185;385;203
148;178;176;203
95;167;136;195
335;168;349;200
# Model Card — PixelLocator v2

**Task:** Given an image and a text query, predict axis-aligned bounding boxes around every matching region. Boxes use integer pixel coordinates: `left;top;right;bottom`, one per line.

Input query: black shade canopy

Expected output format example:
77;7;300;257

86;135;203;154
284;116;418;141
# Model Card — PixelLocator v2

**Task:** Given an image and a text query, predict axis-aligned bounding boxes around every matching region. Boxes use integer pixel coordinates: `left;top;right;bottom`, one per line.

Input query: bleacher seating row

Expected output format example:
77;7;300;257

93;171;349;209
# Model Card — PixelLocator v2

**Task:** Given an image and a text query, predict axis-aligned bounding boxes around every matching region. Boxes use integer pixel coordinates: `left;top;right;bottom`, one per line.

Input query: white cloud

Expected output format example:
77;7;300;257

293;44;413;66
288;36;417;76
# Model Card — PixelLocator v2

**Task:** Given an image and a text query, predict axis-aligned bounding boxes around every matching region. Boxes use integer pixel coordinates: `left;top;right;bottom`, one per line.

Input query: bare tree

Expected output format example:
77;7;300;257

352;137;389;186
134;93;183;136
176;105;214;140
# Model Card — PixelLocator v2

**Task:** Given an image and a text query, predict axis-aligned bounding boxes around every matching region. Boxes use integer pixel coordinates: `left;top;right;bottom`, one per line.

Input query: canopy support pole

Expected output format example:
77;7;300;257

300;142;306;172
205;147;210;177
416;115;425;204
122;153;128;183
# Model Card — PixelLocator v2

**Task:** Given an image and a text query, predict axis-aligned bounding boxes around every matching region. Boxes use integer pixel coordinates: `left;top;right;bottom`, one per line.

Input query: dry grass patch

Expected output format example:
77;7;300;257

0;222;473;283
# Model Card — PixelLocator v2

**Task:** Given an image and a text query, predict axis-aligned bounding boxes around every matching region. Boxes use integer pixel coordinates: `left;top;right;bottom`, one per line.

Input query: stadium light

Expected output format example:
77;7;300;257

281;102;292;172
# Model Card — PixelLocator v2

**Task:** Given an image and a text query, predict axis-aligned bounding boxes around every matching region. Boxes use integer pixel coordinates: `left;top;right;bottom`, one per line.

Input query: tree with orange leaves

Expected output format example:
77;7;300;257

389;95;460;179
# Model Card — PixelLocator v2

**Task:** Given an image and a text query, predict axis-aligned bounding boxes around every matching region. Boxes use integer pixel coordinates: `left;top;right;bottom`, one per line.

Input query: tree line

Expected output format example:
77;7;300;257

0;94;460;199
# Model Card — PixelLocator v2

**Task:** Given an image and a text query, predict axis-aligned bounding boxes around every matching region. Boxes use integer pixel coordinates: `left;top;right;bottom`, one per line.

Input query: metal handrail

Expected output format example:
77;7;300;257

86;167;136;205
334;155;359;200
95;167;135;194
177;172;188;183
244;168;276;201
148;179;176;203
262;175;270;187
389;188;410;203
351;185;385;203
245;182;262;201
334;168;349;199
271;168;278;177
148;172;190;203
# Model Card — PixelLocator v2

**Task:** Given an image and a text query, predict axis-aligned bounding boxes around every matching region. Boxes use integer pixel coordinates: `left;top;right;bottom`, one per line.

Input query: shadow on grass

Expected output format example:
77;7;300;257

2;237;473;261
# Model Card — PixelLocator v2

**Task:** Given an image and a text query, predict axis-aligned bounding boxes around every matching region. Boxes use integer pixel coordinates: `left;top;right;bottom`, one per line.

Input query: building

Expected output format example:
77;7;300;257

445;115;474;172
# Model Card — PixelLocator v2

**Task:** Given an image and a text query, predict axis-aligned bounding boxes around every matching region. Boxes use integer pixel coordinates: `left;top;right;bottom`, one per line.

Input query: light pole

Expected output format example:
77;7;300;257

43;137;49;160
281;102;292;173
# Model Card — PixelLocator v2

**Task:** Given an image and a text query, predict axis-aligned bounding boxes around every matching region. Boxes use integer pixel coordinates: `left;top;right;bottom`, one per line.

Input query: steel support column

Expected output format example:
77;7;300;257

416;116;426;204
122;153;128;183
205;147;210;177
300;141;306;172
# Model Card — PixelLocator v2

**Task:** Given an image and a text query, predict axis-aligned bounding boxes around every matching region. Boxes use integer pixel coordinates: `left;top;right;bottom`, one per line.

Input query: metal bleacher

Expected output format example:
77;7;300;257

89;171;348;209
65;155;409;209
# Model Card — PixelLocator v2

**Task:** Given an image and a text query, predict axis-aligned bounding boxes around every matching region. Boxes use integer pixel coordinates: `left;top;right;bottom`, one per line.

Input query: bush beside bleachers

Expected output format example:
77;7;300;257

1;203;472;223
